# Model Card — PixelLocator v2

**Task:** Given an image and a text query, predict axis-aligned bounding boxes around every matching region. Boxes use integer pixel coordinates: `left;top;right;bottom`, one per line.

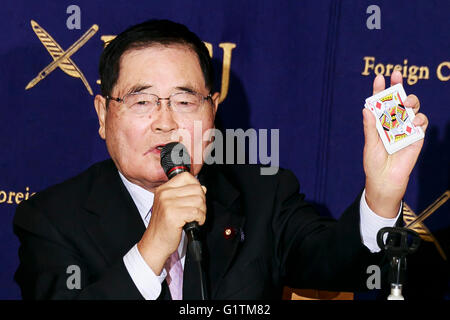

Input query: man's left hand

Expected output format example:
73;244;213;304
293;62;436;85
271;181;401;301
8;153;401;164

362;70;429;218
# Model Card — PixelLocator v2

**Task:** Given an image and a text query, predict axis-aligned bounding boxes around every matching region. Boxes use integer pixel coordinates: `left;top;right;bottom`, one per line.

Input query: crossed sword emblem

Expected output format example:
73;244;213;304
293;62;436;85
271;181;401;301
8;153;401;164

403;190;449;260
25;20;98;95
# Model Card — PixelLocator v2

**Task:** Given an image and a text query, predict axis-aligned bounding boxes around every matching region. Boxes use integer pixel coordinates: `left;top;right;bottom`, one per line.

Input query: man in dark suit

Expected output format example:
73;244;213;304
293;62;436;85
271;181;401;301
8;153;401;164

13;19;428;300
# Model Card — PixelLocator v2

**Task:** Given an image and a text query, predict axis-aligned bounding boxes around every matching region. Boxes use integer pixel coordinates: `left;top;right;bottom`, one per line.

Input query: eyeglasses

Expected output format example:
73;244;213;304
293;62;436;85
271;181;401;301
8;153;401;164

105;91;212;115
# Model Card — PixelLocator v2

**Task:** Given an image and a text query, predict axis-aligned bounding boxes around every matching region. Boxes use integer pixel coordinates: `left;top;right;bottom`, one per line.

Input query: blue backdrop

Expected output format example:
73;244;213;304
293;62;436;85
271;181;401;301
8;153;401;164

1;0;448;299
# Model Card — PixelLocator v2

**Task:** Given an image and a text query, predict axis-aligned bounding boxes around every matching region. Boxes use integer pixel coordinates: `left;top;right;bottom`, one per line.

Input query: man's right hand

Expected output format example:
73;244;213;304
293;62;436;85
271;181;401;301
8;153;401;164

137;172;207;275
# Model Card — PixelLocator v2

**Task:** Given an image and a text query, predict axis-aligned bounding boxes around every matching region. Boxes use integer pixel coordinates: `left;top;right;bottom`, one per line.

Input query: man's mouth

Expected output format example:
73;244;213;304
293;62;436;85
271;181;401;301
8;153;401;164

144;143;169;156
152;144;166;154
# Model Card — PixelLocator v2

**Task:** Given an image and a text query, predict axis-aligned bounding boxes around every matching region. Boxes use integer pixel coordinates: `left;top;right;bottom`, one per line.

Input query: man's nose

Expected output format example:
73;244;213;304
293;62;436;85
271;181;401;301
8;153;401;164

151;101;178;133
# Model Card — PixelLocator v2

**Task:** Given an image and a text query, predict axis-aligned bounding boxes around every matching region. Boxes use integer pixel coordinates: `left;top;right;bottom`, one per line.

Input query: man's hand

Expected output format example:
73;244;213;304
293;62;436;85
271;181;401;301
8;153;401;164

363;70;429;218
137;172;207;275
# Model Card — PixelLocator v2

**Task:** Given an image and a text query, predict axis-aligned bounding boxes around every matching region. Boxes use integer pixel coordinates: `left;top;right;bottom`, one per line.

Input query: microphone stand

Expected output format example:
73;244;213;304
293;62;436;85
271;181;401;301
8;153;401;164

184;222;208;300
377;227;421;300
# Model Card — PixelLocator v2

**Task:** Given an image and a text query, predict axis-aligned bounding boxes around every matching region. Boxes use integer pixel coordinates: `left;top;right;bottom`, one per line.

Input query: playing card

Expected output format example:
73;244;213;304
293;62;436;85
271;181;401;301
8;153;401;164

364;83;424;154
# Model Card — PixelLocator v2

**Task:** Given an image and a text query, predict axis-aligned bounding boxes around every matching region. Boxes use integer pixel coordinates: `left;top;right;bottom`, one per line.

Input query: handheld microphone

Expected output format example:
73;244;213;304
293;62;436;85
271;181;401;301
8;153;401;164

160;142;191;179
160;142;202;261
160;142;208;300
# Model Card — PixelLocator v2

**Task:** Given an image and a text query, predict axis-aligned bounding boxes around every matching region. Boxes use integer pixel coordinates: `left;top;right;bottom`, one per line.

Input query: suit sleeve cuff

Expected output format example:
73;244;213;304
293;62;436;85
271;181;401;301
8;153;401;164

123;243;167;300
359;189;401;253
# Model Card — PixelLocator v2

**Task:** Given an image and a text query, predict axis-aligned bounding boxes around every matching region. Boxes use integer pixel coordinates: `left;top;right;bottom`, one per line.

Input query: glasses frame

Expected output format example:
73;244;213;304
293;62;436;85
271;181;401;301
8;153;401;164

105;90;213;114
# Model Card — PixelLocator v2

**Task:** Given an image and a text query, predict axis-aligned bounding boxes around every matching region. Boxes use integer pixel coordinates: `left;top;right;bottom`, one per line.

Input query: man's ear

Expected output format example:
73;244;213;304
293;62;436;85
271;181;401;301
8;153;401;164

211;92;220;116
94;95;107;140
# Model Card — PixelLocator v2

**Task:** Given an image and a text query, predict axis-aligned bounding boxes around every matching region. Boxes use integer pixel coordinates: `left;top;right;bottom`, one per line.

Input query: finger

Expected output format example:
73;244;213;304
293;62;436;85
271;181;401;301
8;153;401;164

164;172;199;188
390;70;403;87
171;184;206;199
201;185;207;194
412;113;429;133
156;183;205;205
157;186;205;206
373;74;386;95
404;94;420;114
165;206;206;228
180;206;207;226
362;108;379;149
172;194;206;209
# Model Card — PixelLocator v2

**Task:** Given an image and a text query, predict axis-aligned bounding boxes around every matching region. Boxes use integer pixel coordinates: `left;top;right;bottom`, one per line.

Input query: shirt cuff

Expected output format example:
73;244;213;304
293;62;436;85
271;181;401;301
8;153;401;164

359;189;401;253
123;243;167;300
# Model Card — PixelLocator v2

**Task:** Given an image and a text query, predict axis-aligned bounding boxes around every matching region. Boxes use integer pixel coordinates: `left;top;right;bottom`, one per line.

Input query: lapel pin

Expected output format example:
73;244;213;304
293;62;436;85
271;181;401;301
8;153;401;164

223;227;236;240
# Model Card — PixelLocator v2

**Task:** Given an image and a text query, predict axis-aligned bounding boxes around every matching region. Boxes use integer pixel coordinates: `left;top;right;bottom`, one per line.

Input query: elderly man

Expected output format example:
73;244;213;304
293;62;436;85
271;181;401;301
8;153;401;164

13;19;428;300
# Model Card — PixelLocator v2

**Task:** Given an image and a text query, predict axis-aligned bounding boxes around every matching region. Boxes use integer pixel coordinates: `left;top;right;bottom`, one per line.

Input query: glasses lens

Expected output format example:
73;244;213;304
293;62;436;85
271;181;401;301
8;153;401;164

171;92;202;113
125;93;158;114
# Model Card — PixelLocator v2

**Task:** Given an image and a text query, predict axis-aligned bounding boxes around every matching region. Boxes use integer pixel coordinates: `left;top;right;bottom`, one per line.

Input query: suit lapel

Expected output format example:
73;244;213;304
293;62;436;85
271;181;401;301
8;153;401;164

158;280;172;300
81;160;146;265
182;164;245;300
80;160;244;300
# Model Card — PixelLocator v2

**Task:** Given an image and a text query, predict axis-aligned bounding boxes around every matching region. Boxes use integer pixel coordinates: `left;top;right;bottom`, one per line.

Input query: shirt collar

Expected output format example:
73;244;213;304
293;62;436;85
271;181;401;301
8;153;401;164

118;171;154;224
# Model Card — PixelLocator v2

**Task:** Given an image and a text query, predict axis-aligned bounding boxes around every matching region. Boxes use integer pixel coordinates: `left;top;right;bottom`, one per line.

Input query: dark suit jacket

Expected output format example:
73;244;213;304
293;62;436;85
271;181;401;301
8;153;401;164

13;159;385;300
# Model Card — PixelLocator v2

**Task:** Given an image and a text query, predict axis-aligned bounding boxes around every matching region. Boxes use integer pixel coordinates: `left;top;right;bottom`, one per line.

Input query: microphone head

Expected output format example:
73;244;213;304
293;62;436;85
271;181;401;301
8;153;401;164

160;142;191;179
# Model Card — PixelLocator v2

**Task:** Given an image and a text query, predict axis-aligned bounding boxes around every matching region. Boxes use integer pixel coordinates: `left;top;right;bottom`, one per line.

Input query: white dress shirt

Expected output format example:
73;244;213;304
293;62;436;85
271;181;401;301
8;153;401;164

120;171;400;300
120;172;187;300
